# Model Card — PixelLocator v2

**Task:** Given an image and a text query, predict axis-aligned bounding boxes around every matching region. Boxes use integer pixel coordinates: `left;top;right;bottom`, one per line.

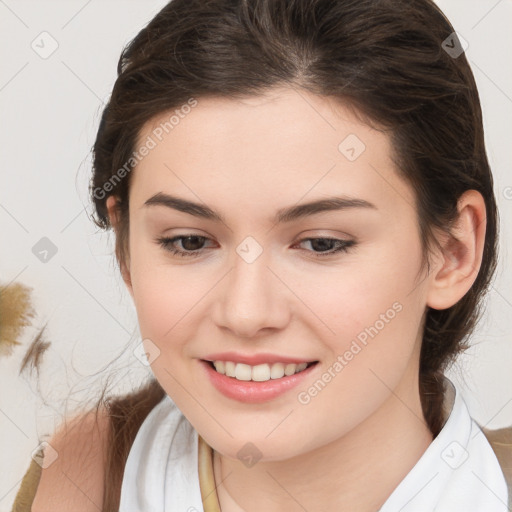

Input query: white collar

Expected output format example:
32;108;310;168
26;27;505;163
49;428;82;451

119;377;509;511
118;392;203;511
378;376;509;511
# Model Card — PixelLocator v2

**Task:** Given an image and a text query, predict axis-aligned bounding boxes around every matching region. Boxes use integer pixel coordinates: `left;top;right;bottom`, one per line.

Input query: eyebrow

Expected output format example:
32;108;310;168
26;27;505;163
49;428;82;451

143;192;377;224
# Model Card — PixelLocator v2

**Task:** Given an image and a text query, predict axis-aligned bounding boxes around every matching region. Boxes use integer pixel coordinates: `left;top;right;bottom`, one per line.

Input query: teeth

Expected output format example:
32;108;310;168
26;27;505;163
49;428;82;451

224;361;236;377
212;360;310;382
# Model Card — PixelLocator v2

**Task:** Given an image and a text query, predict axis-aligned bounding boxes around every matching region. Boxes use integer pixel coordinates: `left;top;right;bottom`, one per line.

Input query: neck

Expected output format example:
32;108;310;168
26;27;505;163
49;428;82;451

212;370;434;512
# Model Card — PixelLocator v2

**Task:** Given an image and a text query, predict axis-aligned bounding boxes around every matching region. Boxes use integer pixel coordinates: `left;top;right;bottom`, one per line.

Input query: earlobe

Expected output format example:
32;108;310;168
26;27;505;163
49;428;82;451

106;195;134;298
106;195;119;229
426;190;486;311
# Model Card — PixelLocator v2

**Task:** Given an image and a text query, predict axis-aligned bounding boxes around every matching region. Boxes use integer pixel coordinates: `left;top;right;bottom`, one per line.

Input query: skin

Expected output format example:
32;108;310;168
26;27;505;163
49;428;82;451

107;86;486;512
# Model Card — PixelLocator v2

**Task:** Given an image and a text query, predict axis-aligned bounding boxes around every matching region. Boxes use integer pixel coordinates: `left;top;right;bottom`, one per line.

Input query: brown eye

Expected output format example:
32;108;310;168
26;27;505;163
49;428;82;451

155;235;212;258
295;238;356;257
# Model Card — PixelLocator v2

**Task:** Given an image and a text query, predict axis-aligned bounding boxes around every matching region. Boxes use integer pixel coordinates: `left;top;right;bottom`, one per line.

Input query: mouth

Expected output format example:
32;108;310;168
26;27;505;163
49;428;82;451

202;359;319;382
200;358;320;403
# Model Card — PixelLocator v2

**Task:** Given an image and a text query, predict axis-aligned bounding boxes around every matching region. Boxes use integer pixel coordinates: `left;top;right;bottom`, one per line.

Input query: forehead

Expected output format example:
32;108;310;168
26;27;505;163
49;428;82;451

130;87;416;220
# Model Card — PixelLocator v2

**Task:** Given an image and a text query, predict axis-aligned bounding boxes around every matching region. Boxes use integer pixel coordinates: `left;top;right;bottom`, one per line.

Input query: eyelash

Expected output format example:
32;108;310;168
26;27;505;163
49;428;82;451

155;235;356;259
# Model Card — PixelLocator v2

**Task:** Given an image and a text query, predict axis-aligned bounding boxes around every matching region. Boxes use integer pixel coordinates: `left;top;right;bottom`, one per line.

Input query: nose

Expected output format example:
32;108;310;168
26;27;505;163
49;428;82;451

212;246;290;339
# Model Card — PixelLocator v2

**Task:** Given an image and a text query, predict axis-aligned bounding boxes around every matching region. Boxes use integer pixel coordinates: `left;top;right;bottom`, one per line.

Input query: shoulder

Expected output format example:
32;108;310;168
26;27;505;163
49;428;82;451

31;405;111;512
482;425;512;465
481;425;512;500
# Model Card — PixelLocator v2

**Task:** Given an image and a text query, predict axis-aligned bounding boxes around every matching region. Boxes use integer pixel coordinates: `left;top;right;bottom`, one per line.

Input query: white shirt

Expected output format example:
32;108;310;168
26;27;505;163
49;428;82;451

119;377;509;511
378;377;509;511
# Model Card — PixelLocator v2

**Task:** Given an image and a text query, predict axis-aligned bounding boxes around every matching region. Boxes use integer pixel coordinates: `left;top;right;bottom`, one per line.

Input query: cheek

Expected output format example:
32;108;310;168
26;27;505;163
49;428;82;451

298;234;426;403
131;266;203;343
291;251;426;449
128;239;196;341
130;261;208;400
299;235;424;342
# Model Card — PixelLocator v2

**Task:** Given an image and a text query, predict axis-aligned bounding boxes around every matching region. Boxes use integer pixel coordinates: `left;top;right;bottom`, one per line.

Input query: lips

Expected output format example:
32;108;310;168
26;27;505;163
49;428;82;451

200;358;319;403
202;351;317;366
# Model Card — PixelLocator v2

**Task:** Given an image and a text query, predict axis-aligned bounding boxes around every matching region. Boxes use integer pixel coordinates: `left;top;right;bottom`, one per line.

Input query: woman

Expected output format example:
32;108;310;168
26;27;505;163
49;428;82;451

13;0;511;510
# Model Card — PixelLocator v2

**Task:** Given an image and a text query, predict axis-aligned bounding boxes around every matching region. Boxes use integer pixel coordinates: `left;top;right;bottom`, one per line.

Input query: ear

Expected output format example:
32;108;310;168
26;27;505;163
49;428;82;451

426;190;487;310
106;195;134;299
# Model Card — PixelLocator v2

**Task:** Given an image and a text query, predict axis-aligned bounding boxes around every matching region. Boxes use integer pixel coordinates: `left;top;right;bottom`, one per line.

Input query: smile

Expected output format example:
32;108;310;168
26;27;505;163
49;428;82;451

200;359;319;403
209;360;314;382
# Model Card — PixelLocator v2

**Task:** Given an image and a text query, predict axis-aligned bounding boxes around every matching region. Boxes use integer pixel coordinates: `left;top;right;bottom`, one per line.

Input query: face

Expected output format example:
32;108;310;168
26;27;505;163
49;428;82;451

118;87;434;461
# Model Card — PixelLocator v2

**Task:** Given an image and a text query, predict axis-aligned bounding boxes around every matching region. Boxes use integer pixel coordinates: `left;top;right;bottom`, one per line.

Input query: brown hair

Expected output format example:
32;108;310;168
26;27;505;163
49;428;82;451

88;0;498;509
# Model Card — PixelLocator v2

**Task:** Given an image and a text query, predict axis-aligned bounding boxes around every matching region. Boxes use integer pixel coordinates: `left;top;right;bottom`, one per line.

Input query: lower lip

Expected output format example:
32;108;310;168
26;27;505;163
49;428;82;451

200;360;319;403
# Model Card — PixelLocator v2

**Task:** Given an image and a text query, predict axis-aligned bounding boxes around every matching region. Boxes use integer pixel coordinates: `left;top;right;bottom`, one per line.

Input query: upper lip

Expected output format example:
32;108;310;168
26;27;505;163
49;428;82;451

202;352;318;366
